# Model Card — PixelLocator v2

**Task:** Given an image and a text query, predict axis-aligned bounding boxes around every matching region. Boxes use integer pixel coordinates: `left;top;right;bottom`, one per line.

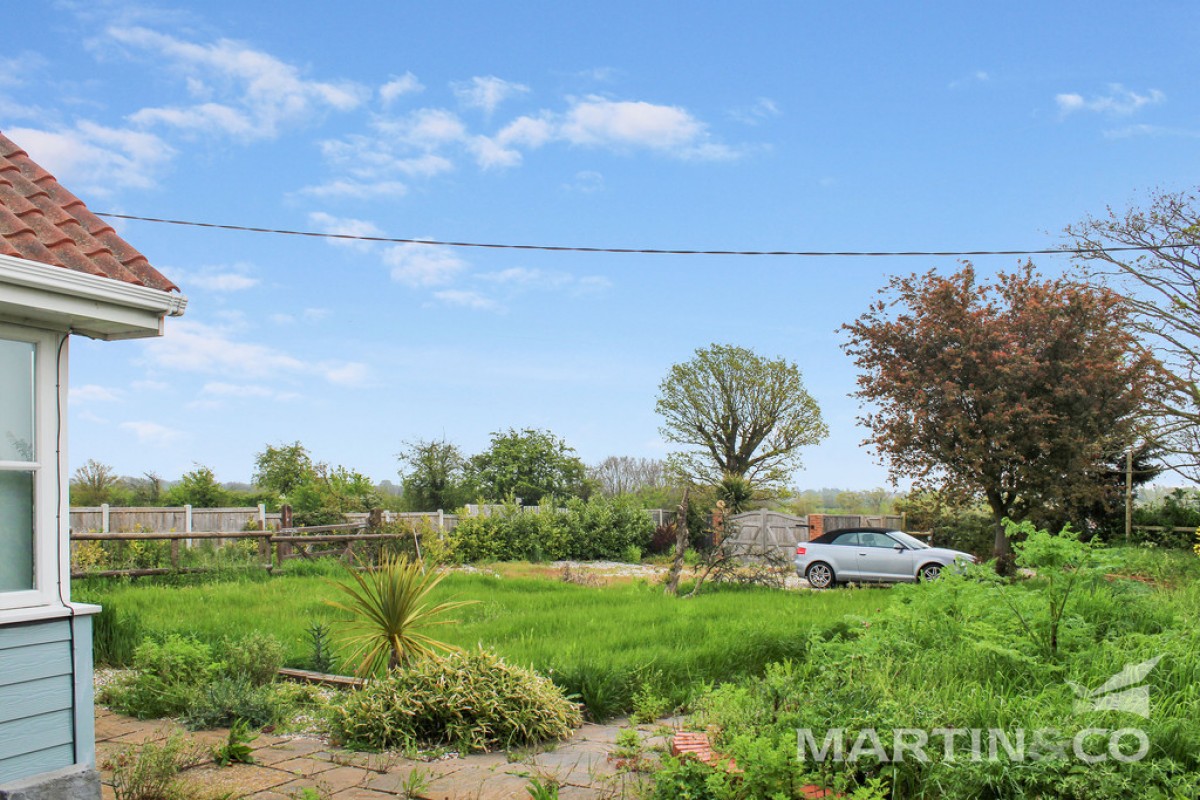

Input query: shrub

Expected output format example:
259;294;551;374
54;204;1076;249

447;496;653;563
217;632;285;686
330;649;582;752
183;676;282;730
102;635;220;719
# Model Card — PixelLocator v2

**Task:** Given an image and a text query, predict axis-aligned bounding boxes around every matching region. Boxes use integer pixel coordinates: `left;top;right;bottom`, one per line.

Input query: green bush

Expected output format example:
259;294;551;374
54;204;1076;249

217;632;285;686
183;676;282;730
448;497;653;563
102;635;220;719
330;649;582;752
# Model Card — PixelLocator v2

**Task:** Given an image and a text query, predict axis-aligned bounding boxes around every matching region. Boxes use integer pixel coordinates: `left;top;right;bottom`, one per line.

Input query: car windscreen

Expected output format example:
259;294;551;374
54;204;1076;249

891;531;930;550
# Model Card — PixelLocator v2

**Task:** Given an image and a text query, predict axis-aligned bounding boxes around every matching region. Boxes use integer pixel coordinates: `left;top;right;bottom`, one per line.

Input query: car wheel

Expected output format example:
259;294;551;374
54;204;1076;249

806;562;835;589
918;563;942;582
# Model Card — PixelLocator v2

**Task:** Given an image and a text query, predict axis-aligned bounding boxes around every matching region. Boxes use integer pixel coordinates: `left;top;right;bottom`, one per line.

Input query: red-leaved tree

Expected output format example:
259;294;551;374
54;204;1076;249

842;262;1162;560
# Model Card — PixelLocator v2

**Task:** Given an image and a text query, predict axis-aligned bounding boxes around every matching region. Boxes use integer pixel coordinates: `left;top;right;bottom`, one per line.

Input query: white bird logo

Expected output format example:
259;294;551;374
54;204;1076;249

1068;655;1162;718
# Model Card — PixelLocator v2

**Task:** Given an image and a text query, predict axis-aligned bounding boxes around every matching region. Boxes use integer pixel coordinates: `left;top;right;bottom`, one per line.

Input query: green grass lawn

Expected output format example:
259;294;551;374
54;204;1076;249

79;563;893;715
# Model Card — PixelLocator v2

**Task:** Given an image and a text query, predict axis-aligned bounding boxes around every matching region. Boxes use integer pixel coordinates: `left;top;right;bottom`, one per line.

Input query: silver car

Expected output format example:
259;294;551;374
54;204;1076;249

794;527;975;589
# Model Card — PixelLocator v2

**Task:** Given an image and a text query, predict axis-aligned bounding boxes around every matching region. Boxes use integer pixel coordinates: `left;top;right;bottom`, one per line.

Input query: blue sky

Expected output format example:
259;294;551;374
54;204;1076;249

6;1;1199;489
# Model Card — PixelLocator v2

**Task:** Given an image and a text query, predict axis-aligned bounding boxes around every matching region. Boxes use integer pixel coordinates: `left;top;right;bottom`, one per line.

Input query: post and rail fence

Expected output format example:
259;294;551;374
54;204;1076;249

68;503;681;579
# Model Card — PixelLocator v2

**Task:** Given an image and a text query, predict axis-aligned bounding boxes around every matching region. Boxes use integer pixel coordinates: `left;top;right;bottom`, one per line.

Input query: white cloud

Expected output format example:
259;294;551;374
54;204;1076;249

454;76;529;114
308;211;385;251
202;381;301;401
565;170;604;193
70;384;122;403
380;72;423;106
560;96;703;149
296;179;409;200
183;268;260;292
477;267;611;296
729;97;781;125
1056;84;1165;116
120;420;183;446
321;362;369;386
313;92;740;190
496;114;555;148
383;242;468;287
109;26;367;139
143;320;366;386
467;135;522;169
433;289;500;311
396;108;468;147
7;121;174;193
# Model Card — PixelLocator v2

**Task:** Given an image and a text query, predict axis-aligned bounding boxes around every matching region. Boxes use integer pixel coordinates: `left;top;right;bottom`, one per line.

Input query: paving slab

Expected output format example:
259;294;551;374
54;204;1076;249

95;706;668;800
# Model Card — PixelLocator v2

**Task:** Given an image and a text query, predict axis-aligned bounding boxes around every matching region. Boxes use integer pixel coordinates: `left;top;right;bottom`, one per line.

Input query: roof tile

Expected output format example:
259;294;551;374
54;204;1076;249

0;130;177;292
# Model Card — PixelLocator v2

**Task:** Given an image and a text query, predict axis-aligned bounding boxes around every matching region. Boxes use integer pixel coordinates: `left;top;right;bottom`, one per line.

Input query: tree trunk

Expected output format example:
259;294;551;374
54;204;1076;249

986;492;1015;575
664;488;690;596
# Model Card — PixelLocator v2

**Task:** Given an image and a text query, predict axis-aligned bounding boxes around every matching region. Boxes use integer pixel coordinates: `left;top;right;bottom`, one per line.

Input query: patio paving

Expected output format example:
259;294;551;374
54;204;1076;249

94;707;675;799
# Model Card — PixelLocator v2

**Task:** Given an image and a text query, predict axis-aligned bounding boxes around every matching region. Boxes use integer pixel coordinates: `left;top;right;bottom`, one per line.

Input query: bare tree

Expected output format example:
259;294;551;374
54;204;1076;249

71;459;120;506
1067;188;1200;479
589;455;668;497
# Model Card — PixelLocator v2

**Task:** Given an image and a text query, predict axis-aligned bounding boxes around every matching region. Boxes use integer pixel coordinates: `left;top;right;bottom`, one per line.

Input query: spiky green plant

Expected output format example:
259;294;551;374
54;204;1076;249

325;553;475;677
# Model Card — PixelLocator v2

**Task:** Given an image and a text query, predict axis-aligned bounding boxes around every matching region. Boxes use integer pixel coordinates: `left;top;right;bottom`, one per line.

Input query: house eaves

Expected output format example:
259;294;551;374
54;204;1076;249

0;253;187;340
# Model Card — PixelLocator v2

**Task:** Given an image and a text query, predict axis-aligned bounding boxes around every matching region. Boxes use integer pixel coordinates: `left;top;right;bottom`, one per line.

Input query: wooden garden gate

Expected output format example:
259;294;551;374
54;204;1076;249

725;510;810;557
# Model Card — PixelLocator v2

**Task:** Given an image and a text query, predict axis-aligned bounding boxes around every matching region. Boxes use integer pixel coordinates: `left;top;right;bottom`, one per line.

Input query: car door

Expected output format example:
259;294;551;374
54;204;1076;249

854;531;914;581
823;531;862;580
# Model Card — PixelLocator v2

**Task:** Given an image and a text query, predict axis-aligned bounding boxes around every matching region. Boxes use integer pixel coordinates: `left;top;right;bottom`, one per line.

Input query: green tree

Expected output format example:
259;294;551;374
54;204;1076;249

655;343;828;488
843;262;1162;560
467;428;589;504
397;438;471;511
289;463;380;525
165;465;229;508
70;459;121;506
252;441;314;497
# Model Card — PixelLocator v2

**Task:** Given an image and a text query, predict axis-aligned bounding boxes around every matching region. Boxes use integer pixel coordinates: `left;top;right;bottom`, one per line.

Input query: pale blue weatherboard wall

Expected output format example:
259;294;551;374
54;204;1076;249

0;619;75;783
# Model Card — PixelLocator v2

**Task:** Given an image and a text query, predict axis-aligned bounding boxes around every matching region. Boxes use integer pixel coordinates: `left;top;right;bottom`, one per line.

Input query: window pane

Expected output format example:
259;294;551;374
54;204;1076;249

0;470;34;592
0;339;35;462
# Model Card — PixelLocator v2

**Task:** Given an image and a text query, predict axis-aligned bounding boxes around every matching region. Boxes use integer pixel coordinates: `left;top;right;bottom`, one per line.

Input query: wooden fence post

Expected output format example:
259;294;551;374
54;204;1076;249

277;505;293;568
257;503;270;564
184;504;193;549
101;503;110;534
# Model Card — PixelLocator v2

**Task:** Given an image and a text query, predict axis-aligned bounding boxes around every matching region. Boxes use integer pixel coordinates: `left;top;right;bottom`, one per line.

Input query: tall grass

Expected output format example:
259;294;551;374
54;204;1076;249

78;563;889;717
685;544;1200;798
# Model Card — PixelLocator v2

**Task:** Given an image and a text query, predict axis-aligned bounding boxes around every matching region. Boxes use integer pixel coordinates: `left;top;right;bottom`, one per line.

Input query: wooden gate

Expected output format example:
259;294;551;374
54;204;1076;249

725;510;810;557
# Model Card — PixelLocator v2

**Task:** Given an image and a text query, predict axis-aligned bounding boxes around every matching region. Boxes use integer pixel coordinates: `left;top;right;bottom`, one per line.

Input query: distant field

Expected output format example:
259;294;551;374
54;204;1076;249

78;562;893;714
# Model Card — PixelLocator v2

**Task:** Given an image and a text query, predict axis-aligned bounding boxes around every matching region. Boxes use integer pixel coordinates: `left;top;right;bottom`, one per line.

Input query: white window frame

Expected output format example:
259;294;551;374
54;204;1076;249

0;322;62;611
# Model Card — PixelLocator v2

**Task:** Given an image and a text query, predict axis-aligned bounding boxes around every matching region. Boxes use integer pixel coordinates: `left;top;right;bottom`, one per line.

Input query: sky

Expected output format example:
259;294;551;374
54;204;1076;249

5;1;1199;490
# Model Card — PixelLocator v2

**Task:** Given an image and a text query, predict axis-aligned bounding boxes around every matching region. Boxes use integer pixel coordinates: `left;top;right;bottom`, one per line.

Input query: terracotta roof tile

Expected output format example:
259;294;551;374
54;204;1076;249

0;131;177;292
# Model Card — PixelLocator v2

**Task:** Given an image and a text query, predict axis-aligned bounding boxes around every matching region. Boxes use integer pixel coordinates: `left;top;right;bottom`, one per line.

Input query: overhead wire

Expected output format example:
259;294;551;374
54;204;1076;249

95;211;1192;259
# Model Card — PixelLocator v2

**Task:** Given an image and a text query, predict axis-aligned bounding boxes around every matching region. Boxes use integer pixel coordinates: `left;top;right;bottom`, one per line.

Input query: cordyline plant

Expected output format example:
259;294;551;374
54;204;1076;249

325;553;476;678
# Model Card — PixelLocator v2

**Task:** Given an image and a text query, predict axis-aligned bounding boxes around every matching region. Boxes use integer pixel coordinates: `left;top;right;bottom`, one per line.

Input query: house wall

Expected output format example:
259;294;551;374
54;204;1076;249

0;618;82;783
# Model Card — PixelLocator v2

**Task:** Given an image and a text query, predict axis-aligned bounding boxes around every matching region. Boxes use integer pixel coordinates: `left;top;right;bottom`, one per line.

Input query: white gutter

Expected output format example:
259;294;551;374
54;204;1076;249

0;254;187;340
